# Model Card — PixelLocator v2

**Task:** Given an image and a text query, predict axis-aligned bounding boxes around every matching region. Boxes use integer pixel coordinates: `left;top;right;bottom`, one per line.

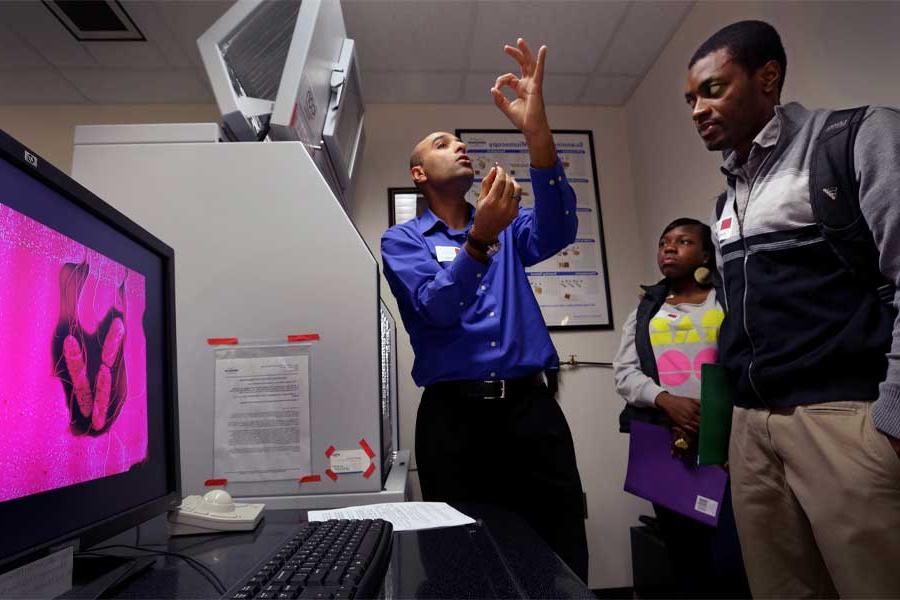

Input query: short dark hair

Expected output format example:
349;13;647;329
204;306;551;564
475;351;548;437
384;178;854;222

661;217;714;262
689;20;786;94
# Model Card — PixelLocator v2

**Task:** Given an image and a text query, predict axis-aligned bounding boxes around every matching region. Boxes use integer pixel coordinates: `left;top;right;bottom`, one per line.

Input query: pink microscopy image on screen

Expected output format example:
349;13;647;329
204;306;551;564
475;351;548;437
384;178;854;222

0;204;148;504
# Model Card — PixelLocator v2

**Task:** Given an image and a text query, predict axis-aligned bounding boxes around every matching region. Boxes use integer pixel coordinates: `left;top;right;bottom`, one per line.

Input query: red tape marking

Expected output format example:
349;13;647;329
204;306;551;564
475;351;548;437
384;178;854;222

287;333;320;343
205;479;227;486
207;337;238;345
363;463;376;479
299;475;321;484
359;438;375;459
325;446;336;458
325;469;338;481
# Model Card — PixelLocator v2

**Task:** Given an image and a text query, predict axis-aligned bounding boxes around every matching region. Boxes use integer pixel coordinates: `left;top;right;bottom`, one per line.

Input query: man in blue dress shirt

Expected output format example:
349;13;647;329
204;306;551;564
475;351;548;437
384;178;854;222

381;39;588;581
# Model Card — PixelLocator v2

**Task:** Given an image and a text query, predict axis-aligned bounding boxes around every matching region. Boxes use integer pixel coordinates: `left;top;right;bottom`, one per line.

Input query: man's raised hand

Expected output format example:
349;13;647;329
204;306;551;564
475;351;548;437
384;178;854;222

491;38;549;140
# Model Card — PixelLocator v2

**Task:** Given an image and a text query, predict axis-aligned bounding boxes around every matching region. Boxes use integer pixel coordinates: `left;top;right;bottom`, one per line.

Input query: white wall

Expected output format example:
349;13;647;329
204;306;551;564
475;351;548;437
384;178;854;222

626;0;900;280
350;103;651;588
0;104;218;173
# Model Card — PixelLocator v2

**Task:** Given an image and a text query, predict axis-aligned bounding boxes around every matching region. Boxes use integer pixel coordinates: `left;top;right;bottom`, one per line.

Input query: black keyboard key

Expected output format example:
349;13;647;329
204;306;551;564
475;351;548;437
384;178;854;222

298;587;339;599
342;565;364;585
333;588;355;600
274;569;295;583
258;593;277;600
306;567;328;586
324;565;345;586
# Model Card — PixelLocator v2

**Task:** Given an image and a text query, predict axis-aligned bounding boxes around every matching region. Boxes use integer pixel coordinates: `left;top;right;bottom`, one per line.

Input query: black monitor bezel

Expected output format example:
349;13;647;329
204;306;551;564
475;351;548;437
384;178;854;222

0;129;180;573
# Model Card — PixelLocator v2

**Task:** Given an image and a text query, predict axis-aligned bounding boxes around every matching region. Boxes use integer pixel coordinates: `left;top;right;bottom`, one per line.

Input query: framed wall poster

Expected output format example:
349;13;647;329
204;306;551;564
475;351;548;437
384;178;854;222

456;129;613;330
388;187;426;227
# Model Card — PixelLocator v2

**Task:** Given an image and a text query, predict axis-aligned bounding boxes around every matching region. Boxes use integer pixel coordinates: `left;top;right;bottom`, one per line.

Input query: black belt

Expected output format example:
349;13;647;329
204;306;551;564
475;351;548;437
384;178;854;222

429;373;545;400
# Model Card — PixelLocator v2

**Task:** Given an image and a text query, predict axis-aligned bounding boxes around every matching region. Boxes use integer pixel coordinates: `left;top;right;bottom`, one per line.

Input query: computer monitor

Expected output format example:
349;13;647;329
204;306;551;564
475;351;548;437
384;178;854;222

0;130;179;573
197;0;365;200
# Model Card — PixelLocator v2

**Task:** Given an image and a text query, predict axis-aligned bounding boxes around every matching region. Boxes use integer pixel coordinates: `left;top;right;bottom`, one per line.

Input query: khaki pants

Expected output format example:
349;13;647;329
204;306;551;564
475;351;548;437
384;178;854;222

730;401;900;598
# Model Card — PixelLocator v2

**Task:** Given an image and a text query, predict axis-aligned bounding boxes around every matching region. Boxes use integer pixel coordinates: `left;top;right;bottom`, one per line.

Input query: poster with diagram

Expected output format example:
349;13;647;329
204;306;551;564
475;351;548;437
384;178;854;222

456;129;613;329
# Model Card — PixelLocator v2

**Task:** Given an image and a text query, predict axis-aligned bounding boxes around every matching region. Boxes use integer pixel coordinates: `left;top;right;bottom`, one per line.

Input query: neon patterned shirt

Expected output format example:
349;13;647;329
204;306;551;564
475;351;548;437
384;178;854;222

649;290;724;399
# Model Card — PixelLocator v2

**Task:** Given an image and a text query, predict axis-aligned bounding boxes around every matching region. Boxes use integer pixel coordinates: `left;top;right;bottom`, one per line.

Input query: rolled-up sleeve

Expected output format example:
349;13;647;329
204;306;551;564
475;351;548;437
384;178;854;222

381;226;489;328
614;309;665;408
512;159;578;266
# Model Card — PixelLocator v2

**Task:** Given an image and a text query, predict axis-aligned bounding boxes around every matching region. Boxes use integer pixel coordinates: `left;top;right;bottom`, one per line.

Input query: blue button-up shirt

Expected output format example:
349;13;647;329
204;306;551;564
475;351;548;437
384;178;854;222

381;160;578;386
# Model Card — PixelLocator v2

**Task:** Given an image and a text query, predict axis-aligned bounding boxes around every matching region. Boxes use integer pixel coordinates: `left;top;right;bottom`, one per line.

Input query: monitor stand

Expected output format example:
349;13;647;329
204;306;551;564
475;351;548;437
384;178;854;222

60;555;156;599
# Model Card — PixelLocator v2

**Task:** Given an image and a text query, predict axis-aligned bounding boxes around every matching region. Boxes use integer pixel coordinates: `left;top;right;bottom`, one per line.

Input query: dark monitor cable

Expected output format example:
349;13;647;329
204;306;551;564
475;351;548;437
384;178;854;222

76;545;226;594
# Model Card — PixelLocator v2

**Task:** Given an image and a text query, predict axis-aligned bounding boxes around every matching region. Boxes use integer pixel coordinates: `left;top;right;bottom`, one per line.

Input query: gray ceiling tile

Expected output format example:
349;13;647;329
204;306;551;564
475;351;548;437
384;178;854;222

60;68;214;104
0;25;48;68
120;0;194;68
0;0;97;67
154;0;233;67
462;72;587;105
361;71;464;104
342;0;477;72
84;41;168;69
469;0;630;74
598;0;693;75
581;75;638;105
0;69;87;104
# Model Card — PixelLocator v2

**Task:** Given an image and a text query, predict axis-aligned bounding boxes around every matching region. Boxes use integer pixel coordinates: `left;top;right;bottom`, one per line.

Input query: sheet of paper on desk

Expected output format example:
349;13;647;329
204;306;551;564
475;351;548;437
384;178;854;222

307;502;475;532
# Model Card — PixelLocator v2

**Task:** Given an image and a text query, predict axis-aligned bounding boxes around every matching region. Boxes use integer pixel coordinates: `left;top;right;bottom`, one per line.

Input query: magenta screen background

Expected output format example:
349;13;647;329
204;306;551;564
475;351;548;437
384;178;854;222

0;204;148;503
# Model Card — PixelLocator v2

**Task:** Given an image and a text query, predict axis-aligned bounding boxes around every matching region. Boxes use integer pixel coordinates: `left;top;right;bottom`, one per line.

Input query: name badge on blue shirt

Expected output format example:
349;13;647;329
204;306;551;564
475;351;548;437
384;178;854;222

435;245;460;262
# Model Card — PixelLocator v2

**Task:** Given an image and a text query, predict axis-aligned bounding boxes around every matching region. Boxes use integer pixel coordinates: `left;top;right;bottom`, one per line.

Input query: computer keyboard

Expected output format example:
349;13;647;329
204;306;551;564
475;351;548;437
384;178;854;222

224;519;393;600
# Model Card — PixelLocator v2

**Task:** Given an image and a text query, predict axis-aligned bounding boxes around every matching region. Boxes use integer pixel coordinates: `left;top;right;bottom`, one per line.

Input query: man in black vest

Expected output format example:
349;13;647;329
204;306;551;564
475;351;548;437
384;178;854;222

684;20;900;596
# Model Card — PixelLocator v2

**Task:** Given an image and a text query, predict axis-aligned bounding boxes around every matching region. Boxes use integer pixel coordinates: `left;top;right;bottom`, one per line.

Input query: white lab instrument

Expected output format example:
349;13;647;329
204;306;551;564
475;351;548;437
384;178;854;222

168;490;265;536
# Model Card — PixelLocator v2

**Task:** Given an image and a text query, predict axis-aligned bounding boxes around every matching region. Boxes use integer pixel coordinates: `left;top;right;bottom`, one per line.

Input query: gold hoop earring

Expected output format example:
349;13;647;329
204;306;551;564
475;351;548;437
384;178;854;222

694;266;712;286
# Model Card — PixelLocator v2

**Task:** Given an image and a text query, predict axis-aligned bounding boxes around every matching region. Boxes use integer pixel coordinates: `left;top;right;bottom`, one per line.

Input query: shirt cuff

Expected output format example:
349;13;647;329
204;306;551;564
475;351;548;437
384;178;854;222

636;381;666;409
448;245;491;301
529;158;567;187
873;382;900;439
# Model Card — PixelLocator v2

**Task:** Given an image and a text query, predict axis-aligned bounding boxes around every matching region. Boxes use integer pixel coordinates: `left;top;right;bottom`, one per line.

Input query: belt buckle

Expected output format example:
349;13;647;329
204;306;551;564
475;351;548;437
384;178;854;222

484;379;505;400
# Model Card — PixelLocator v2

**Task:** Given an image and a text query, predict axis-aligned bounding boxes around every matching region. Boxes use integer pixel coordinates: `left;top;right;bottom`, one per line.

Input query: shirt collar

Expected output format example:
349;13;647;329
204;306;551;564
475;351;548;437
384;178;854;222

720;102;810;175
415;203;475;236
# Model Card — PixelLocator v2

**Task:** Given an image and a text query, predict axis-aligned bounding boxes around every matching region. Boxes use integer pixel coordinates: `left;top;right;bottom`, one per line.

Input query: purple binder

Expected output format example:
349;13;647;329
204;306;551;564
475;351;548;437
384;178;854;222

624;421;728;526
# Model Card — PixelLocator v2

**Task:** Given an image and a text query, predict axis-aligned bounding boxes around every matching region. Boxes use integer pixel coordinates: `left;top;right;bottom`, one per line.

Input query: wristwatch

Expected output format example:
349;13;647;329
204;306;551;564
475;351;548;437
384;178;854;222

467;232;501;257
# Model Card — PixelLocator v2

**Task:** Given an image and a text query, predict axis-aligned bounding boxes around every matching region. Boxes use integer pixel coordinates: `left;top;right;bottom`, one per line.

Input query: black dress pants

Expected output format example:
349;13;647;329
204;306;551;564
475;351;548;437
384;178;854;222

415;380;589;582
652;483;750;598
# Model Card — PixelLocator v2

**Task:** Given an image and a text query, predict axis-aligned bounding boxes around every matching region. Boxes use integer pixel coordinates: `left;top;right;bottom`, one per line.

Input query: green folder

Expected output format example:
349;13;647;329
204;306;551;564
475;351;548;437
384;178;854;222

698;363;735;465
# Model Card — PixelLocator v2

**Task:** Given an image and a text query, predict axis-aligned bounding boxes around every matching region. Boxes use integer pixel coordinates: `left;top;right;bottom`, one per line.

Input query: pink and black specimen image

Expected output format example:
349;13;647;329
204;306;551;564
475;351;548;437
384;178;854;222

54;261;129;436
0;204;148;503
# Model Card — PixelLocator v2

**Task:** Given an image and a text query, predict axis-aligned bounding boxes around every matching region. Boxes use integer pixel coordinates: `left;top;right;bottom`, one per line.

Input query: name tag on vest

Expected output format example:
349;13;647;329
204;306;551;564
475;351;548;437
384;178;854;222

716;215;735;241
435;245;461;262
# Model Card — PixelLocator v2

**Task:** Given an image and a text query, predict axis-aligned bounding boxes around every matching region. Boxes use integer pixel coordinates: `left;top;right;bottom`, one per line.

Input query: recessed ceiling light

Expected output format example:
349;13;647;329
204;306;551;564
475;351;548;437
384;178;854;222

42;0;145;42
